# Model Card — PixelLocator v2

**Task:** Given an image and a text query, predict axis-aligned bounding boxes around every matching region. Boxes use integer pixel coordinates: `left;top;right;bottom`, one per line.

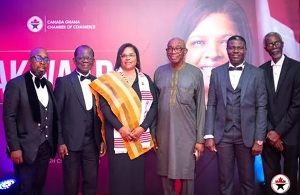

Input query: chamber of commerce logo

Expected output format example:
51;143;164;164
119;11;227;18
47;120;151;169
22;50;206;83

271;174;290;194
27;16;43;32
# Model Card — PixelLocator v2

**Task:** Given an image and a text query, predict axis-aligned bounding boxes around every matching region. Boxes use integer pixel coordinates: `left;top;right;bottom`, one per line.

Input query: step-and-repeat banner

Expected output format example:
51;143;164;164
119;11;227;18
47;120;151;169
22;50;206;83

0;0;299;194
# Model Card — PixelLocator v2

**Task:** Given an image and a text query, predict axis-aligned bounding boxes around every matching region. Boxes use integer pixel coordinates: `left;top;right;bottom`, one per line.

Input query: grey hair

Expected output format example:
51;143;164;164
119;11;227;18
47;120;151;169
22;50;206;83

263;32;284;46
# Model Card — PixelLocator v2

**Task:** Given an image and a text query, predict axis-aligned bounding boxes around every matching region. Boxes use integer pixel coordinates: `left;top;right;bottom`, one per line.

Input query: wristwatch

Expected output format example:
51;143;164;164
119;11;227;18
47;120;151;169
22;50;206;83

255;140;263;146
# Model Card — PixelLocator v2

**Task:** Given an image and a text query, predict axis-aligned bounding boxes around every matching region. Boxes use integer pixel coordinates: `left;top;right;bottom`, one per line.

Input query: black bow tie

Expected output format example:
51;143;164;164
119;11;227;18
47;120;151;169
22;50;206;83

35;77;46;88
80;74;92;81
229;66;243;71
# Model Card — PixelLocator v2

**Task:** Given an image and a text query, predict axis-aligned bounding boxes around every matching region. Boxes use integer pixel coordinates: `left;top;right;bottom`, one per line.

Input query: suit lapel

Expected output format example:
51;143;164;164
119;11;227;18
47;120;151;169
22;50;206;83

276;56;289;94
70;71;87;111
240;63;252;102
90;76;97;116
264;61;276;96
45;81;58;116
25;71;41;123
221;64;228;105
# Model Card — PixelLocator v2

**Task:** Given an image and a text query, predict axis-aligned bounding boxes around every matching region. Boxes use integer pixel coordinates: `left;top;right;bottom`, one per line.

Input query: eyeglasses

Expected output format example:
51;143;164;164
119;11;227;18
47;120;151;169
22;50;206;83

266;41;282;48
166;47;186;53
76;56;94;62
120;54;136;59
30;55;50;64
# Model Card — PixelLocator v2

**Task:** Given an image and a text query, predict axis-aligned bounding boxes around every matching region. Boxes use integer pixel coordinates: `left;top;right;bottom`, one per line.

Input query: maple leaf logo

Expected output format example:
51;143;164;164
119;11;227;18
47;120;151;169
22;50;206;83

31;19;40;24
275;177;286;184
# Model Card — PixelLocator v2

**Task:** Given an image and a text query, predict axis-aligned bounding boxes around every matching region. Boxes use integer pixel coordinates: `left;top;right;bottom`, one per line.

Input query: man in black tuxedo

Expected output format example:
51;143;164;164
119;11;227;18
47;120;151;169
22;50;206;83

260;32;300;195
3;47;59;194
205;35;267;195
54;45;105;195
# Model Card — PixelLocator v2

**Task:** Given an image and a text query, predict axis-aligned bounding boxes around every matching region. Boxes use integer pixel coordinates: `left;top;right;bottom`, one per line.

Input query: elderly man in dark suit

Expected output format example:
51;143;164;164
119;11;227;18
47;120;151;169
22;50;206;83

3;47;59;194
205;35;267;195
260;32;300;195
54;45;105;195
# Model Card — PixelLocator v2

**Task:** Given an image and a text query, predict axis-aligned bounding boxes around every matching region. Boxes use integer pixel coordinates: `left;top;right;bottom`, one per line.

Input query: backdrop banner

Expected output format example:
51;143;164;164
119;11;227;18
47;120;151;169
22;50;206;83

0;0;299;194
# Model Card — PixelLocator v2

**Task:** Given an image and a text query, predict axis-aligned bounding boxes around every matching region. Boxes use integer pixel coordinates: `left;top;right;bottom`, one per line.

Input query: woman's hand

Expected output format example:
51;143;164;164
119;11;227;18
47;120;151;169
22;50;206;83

131;126;145;141
118;126;132;141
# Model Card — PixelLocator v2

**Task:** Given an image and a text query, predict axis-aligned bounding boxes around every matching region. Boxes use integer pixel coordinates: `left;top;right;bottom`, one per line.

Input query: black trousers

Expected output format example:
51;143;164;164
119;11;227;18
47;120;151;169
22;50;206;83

62;141;99;195
262;142;298;195
14;141;51;195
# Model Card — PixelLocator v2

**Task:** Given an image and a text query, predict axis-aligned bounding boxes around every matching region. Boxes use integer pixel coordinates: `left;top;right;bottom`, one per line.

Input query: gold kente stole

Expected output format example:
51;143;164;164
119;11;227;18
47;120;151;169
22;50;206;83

89;69;154;160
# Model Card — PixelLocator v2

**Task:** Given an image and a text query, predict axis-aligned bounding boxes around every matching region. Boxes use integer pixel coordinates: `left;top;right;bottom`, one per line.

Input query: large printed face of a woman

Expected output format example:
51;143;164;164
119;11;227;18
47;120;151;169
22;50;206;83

185;13;237;99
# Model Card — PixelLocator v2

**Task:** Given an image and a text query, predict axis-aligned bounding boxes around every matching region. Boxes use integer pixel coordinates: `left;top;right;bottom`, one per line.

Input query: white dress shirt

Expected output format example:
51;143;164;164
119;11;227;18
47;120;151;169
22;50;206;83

228;62;245;90
77;71;93;110
271;55;285;91
204;62;245;139
30;72;49;107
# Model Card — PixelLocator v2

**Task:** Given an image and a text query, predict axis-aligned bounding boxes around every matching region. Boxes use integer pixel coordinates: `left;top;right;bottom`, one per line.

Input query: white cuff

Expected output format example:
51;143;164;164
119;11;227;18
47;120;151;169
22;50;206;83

204;134;214;139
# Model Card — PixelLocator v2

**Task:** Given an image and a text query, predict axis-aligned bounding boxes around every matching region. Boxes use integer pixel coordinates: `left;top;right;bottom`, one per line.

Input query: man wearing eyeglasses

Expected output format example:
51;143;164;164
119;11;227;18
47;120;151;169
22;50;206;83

54;45;105;195
260;32;300;195
153;37;206;195
3;47;59;194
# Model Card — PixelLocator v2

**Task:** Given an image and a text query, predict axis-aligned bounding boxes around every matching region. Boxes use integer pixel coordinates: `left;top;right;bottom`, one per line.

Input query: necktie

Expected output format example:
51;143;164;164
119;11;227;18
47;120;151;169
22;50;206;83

228;66;243;71
80;74;92;81
35;77;46;88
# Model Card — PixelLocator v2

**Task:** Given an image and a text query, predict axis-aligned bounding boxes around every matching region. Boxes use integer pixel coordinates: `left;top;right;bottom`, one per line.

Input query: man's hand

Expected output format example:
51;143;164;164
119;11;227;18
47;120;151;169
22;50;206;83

252;142;263;156
266;130;280;144
205;138;217;152
194;143;204;161
99;142;107;157
273;139;284;151
10;150;23;164
58;144;68;159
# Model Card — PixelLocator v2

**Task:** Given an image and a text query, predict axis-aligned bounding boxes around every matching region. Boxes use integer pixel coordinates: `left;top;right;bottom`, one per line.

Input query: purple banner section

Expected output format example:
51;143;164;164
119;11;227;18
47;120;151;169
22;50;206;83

0;104;14;175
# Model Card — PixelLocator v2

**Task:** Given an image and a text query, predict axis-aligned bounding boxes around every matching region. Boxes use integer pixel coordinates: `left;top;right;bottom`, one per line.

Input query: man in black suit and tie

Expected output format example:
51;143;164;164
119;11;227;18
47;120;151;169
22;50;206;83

54;45;105;195
205;35;267;195
3;47;59;194
260;32;300;195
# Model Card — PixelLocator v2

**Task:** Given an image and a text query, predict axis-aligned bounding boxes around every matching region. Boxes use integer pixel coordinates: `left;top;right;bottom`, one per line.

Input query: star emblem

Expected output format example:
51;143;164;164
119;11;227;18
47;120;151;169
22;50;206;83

31;19;40;29
276;183;285;190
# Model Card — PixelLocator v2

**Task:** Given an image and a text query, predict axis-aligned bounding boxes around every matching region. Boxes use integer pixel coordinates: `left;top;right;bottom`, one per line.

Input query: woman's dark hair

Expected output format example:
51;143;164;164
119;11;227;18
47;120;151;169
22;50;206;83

114;43;141;70
173;0;253;63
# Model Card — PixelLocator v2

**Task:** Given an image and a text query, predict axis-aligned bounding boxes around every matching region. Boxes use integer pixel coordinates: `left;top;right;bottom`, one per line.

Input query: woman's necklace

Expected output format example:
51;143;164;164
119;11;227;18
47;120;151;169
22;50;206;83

123;72;136;81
